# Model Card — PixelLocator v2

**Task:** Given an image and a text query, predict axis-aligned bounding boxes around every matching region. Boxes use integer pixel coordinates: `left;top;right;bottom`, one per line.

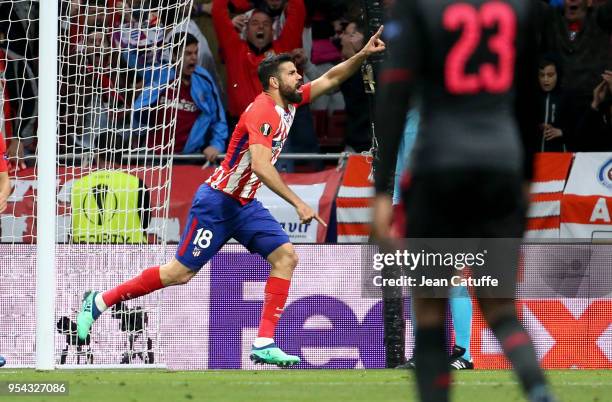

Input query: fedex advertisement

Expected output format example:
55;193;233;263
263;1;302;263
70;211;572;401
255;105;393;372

1;244;610;370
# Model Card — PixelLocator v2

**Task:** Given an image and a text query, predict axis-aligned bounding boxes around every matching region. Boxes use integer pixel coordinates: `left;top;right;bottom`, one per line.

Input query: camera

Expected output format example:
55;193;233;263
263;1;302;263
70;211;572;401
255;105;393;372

56;316;93;364
111;301;155;364
112;301;148;333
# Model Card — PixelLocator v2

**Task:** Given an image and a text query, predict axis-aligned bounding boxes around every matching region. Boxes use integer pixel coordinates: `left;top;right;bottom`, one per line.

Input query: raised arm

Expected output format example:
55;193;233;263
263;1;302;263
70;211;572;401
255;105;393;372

212;0;243;51
309;26;386;102
274;0;306;52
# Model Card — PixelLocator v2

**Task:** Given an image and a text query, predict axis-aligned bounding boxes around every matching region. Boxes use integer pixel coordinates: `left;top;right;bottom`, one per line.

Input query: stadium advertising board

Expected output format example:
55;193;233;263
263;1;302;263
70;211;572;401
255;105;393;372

0;245;610;369
561;153;612;239
0;166;340;244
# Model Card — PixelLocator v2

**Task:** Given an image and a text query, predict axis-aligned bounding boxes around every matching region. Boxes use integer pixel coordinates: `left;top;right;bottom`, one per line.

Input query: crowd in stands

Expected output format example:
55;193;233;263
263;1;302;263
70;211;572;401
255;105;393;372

0;0;612;174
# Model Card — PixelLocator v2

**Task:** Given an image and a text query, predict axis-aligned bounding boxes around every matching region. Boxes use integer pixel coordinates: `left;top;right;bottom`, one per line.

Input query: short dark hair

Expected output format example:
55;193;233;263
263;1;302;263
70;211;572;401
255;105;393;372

350;19;367;36
538;53;563;81
258;53;294;90
538;53;561;70
172;32;199;58
184;32;199;48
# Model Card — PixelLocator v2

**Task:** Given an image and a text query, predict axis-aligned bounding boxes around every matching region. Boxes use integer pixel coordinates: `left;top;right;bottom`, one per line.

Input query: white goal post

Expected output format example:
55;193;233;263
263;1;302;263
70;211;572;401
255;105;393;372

36;0;59;371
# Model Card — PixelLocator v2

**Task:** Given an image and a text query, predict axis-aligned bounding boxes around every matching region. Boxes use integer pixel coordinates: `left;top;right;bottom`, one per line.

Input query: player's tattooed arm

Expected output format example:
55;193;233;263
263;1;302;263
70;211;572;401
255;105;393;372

250;144;326;227
309;25;386;101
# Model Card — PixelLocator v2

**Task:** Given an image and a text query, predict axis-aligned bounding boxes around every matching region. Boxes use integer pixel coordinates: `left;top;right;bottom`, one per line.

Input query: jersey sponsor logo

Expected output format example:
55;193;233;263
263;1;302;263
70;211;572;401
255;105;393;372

597;158;612;190
260;123;272;136
162;95;199;112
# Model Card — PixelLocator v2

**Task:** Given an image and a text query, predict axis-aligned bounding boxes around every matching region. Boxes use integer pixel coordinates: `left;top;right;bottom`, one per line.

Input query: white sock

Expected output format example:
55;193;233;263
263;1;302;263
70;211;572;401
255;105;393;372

253;337;274;348
94;293;108;313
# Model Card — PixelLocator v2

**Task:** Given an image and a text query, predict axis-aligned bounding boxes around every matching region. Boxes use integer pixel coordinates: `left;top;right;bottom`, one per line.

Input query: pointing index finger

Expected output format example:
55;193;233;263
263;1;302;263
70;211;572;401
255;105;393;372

374;25;384;39
314;214;327;228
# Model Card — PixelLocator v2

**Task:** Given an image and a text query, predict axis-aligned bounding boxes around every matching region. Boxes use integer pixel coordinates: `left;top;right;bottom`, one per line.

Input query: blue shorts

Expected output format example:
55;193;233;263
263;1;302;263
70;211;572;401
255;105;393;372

175;184;290;271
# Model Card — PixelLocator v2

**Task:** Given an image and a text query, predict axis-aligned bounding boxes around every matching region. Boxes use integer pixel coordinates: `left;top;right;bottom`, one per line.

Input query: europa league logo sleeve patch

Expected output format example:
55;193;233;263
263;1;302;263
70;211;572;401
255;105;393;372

260;123;272;137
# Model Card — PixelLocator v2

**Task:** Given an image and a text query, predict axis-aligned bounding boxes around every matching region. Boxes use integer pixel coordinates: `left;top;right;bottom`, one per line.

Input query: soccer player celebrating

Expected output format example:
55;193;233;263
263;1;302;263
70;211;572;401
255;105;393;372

77;28;386;366
373;1;556;402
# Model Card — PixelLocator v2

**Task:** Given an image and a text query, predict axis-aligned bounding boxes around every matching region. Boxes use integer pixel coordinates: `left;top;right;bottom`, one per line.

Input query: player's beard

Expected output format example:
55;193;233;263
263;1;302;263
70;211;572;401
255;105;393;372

279;81;303;104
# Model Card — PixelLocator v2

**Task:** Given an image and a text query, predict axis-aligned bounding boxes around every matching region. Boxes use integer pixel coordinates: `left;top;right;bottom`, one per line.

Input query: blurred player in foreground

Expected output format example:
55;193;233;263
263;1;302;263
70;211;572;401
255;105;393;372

77;29;386;367
373;1;556;401
392;111;474;370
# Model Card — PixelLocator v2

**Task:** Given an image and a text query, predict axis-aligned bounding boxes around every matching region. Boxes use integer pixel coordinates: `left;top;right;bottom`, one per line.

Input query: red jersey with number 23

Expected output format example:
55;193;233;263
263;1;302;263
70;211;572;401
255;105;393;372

206;82;311;204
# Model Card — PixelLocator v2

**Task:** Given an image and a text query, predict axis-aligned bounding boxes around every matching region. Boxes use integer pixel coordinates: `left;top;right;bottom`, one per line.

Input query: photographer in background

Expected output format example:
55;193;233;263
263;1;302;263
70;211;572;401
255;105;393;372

56;315;93;365
112;301;154;364
71;131;151;244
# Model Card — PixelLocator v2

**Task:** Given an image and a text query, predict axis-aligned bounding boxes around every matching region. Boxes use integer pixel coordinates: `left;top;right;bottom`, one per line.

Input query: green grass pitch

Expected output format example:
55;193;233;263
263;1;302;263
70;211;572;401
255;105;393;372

0;369;610;401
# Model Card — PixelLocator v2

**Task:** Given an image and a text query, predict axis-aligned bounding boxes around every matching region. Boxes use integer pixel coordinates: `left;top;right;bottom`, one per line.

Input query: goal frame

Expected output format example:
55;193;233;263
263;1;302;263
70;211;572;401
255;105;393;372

36;0;58;371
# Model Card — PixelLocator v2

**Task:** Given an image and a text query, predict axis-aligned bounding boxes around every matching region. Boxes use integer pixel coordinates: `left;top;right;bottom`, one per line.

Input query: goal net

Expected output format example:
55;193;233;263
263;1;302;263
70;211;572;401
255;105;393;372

0;0;193;368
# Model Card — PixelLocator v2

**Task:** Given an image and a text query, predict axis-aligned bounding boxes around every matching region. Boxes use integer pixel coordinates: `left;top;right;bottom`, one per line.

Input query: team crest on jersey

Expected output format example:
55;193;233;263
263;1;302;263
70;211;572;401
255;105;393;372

597;158;612;190
192;246;201;257
260;123;272;136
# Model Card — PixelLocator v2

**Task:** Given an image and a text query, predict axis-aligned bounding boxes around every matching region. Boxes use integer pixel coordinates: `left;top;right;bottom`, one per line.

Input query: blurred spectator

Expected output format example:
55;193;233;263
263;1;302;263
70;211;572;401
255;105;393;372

60;27;135;155
233;0;289;40
212;0;306;121
110;0;172;87
303;16;346;113
61;0;109;47
0;0;39;62
0;33;37;171
165;19;222;94
292;47;344;113
538;0;612;144
539;0;612;96
143;33;227;161
576;70;612;150
537;55;569;152
309;15;343;66
338;20;371;153
282;48;320;172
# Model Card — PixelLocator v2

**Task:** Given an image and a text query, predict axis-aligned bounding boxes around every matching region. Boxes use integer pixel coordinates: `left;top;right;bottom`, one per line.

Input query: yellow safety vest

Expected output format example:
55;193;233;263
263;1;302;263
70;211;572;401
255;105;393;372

71;170;147;244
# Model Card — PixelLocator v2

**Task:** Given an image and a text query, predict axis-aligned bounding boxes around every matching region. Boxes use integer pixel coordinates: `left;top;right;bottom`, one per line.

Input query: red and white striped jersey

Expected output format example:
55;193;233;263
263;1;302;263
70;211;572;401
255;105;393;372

206;83;311;204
